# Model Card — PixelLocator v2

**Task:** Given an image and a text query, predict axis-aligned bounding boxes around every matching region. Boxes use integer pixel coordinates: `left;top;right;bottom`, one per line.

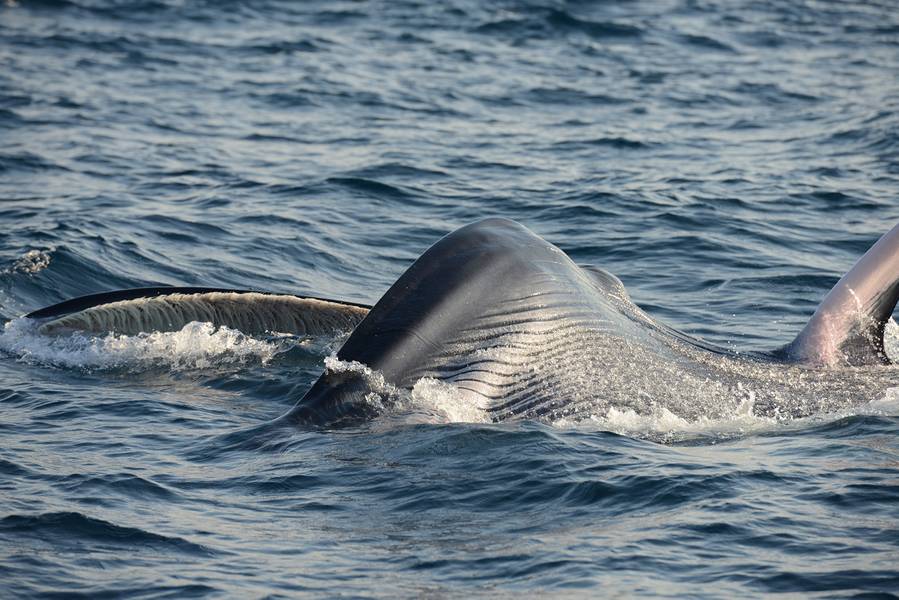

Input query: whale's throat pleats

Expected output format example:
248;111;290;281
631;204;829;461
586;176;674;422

288;219;690;425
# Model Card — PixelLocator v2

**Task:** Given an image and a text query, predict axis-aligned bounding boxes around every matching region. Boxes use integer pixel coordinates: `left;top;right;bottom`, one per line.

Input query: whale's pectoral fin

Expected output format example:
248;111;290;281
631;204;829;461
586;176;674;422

26;287;370;337
784;222;899;366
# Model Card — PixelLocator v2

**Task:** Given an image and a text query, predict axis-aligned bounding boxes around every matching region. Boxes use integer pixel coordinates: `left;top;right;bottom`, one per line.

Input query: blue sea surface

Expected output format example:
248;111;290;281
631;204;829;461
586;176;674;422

2;0;899;597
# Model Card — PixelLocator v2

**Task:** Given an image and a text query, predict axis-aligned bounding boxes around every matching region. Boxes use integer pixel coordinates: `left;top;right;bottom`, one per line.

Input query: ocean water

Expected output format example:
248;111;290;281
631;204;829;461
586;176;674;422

2;0;899;597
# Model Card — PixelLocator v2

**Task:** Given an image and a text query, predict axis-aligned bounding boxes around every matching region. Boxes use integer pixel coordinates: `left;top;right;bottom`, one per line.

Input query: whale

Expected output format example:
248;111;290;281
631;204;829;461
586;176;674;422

24;218;899;426
26;286;370;337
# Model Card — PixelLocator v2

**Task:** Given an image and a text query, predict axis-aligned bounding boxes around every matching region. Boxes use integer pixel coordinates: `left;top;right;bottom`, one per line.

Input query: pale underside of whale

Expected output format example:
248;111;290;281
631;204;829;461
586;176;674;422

24;219;899;425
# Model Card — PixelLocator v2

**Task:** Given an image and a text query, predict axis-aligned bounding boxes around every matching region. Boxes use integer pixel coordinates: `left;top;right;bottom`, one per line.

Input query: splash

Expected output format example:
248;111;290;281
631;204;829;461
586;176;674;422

7;249;52;274
409;377;491;424
884;318;899;360
321;354;490;423
0;317;296;373
552;396;765;440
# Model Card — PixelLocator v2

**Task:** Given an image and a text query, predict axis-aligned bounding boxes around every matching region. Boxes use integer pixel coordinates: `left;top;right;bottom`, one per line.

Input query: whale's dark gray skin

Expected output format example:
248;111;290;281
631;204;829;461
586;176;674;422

25;218;899;426
286;218;899;426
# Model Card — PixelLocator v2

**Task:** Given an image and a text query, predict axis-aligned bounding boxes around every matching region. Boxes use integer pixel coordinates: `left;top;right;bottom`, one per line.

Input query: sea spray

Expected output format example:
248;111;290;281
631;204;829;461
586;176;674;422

0;318;297;372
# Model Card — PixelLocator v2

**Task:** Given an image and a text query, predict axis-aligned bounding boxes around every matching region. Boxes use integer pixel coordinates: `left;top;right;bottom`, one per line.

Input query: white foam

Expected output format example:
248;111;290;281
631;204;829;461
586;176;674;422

556;396;781;442
884;317;899;361
7;249;52;274
322;355;490;424
839;386;899;417
408;377;490;424
0;317;297;372
322;354;395;413
555;386;899;442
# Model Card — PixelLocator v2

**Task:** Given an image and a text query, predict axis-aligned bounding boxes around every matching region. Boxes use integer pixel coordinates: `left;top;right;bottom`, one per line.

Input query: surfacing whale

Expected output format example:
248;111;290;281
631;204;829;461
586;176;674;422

25;218;899;426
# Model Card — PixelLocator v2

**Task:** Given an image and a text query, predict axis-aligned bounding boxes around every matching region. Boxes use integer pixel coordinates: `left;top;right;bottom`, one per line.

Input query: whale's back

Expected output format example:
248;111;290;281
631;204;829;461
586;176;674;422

288;219;696;424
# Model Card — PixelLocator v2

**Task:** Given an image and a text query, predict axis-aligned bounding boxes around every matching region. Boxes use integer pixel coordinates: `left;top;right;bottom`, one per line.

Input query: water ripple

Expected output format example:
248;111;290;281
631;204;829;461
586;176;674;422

2;0;898;596
0;512;216;556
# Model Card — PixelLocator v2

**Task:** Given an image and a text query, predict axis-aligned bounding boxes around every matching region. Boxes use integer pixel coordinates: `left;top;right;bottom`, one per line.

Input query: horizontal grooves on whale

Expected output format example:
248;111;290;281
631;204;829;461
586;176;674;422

25;218;899;426
27;287;370;337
